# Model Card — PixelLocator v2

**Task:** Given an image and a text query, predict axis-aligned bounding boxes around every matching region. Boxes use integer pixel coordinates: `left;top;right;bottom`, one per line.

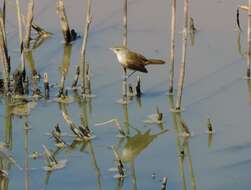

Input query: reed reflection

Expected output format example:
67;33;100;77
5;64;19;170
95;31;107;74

168;95;196;190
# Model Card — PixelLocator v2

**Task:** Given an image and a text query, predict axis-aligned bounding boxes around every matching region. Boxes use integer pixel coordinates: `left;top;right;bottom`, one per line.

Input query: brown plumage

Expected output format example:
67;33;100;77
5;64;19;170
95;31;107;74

110;47;165;73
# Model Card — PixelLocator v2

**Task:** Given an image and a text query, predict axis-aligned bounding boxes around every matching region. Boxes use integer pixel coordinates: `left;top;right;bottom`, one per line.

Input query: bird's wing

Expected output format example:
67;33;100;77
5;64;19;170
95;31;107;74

126;51;148;73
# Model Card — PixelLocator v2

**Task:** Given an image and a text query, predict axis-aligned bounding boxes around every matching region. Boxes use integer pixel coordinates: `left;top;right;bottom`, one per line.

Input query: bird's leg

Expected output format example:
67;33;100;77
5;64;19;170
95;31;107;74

127;70;137;79
122;67;128;98
123;67;128;80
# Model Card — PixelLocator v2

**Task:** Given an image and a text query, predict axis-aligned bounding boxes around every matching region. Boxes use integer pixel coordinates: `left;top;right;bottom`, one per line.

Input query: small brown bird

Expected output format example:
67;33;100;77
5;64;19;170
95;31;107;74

110;47;165;73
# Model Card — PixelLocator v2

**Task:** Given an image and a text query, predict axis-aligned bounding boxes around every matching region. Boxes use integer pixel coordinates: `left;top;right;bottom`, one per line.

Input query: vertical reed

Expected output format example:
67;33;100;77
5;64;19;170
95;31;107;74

15;0;23;47
122;0;128;99
175;0;189;110
80;0;92;95
24;0;34;49
57;0;71;43
168;0;176;94
247;0;251;78
0;10;9;93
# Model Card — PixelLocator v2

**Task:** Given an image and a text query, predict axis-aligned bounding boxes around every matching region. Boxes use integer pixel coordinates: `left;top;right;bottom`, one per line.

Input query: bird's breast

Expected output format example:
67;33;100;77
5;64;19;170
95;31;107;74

117;53;127;66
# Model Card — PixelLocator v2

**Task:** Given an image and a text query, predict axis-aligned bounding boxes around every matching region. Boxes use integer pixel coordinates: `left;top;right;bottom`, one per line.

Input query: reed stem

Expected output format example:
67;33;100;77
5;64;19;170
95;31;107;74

247;0;251;78
168;0;176;94
122;0;128;99
80;0;92;95
24;0;34;49
175;0;189;110
57;0;72;43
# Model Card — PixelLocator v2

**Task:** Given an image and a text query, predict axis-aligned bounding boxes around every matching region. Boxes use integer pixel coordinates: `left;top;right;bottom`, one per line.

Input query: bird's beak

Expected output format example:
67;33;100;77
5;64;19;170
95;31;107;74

110;48;115;52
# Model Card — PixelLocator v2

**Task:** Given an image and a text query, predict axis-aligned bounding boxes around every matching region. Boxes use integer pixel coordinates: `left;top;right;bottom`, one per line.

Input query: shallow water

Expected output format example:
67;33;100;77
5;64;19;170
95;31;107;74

0;0;250;189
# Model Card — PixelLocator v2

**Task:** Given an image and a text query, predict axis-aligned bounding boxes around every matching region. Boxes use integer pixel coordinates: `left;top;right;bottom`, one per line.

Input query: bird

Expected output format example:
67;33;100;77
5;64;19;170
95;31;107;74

110;47;165;74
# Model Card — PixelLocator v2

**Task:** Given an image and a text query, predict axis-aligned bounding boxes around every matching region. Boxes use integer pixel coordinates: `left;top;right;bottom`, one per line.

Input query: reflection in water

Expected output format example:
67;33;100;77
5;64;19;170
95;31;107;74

72;92;102;190
24;50;38;78
24;118;30;190
0;97;13;190
4;97;13;149
121;129;167;163
168;95;196;190
58;44;72;94
208;133;213;148
246;80;251;104
122;104;130;136
237;31;245;58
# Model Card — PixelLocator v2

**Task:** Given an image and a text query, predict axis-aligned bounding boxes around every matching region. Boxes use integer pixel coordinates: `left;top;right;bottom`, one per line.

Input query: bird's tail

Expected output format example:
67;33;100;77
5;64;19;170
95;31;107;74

146;59;165;65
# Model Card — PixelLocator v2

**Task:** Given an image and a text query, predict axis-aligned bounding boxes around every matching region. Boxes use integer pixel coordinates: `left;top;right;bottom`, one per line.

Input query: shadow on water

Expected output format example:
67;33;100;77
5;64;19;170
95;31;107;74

168;95;196;190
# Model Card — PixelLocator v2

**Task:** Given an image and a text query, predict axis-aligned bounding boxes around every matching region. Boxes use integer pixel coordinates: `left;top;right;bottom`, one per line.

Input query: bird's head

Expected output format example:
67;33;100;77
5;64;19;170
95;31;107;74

110;47;126;55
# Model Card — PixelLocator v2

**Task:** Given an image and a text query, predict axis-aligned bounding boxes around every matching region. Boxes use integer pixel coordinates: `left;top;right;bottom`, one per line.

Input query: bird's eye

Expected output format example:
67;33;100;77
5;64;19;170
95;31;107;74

116;48;120;52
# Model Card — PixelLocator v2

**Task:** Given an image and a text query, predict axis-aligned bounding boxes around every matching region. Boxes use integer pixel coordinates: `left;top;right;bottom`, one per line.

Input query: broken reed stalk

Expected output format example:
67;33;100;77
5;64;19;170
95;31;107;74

161;177;168;190
0;10;10;93
57;0;71;43
80;0;92;95
168;0;176;94
24;0;34;49
247;0;251;78
122;0;128;99
175;0;189;110
44;73;49;99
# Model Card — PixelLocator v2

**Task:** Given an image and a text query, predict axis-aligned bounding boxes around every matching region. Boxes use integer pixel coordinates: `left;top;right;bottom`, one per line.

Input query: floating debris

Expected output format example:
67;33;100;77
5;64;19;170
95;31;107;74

95;118;127;138
179;119;191;137
55;94;74;104
51;130;67;148
206;117;215;134
62;111;95;140
111;146;126;179
30;151;42;160
144;106;164;124
42;144;67;171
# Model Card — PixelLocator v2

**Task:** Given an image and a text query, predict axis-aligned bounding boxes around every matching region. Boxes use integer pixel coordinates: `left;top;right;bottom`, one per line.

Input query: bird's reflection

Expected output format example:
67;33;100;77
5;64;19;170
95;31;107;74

121;129;167;163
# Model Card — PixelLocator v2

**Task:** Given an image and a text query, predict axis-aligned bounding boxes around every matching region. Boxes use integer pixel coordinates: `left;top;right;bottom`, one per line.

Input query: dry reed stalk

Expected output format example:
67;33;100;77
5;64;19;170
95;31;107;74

175;0;189;110
71;66;80;88
122;0;128;99
168;0;176;94
44;73;49;99
0;10;9;92
15;0;23;47
161;177;168;190
247;0;251;78
85;63;91;95
80;0;92;95
24;0;34;49
56;0;71;43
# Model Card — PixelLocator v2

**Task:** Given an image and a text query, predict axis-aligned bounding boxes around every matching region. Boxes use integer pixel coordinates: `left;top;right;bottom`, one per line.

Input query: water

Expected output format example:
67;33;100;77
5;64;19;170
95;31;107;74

0;0;250;189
